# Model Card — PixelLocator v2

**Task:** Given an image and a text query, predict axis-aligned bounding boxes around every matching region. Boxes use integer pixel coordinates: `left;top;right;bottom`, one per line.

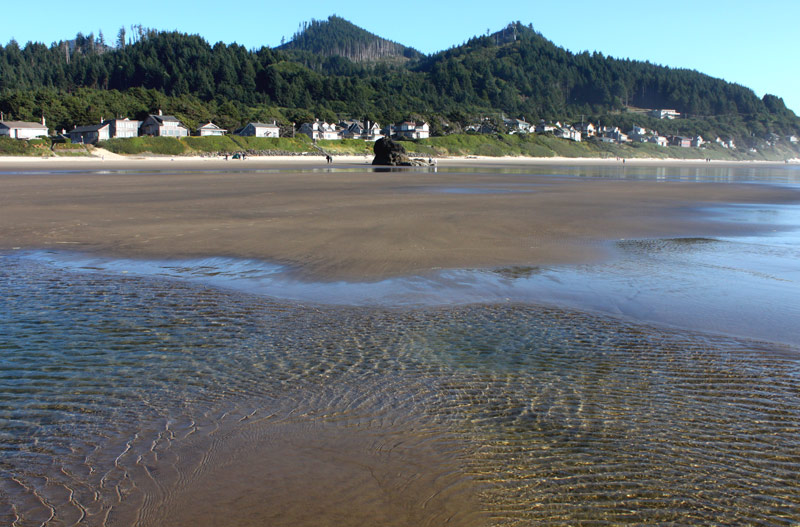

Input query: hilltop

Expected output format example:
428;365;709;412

277;15;422;63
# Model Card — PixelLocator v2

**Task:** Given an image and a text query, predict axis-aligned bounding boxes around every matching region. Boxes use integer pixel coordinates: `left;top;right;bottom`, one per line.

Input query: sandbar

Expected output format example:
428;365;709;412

1;156;798;280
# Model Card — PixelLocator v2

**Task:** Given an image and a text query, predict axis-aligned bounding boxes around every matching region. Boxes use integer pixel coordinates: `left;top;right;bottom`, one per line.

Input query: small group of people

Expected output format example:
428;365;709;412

223;152;247;160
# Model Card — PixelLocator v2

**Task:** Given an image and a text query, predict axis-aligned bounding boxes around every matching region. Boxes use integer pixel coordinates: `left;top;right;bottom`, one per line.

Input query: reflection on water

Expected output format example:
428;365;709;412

3;162;799;186
1;255;799;526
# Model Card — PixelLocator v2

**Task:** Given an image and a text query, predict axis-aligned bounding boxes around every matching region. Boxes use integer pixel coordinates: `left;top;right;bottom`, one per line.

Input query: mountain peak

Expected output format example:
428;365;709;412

277;15;422;62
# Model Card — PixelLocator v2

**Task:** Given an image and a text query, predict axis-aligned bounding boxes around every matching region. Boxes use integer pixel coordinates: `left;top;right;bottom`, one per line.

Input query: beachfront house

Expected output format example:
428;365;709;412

392;121;430;140
649;135;669;147
339;120;383;141
106;118;140;139
669;136;692;148
67;122;111;144
535;120;556;134
691;135;704;148
236;122;280;138
628;126;650;142
0;117;49;139
578;122;596;137
197;122;227;136
554;125;581;142
139;111;189;137
299;120;341;141
602;128;629;144
67;118;142;144
504;117;531;134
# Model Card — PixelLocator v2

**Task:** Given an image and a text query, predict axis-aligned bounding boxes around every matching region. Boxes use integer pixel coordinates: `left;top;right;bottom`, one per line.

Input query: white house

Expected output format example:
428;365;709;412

555;125;581;142
691;135;704;148
299;120;341;141
139;110;188;137
649;109;681;120
787;135;798;143
504;117;531;133
237;122;280;138
0;118;49;139
106;118;140;138
197;122;227;136
649;135;669;147
392;121;429;140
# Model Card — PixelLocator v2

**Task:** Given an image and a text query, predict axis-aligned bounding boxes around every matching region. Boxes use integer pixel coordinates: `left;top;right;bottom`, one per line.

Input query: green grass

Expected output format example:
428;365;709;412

67;132;800;161
99;136;187;155
0;136;54;156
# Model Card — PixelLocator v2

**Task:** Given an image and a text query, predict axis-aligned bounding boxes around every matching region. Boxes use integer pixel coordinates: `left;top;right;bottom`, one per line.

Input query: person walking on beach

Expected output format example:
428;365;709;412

326;155;332;164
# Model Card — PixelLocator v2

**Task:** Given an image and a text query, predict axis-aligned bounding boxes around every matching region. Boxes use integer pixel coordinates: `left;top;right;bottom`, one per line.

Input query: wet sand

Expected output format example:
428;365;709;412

1;158;798;280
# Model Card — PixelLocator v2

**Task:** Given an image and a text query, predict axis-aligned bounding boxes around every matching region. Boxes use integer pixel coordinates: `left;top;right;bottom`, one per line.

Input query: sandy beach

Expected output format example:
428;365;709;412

2;155;798;280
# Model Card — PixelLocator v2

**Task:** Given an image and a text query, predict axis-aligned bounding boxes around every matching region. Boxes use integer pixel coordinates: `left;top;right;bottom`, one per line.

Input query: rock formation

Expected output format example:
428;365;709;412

372;137;413;166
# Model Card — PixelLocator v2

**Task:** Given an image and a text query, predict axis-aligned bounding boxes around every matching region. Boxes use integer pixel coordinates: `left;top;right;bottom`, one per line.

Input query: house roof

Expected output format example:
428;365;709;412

0;120;48;129
198;122;225;130
149;114;182;123
248;122;280;128
70;123;109;133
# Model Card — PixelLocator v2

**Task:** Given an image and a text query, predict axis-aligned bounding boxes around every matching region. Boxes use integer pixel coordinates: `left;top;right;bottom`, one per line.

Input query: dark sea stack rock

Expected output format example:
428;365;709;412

372;137;413;166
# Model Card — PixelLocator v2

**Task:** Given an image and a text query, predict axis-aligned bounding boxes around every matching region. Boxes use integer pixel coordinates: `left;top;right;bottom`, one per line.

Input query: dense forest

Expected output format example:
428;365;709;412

1;17;798;148
278;16;422;62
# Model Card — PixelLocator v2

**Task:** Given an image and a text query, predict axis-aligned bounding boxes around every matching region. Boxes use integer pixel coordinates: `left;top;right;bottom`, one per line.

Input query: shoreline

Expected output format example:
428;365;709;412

2;152;799;169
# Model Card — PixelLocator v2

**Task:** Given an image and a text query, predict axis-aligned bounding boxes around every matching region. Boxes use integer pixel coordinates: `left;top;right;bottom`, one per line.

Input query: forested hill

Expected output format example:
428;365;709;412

0;19;798;145
277;15;422;62
419;23;792;119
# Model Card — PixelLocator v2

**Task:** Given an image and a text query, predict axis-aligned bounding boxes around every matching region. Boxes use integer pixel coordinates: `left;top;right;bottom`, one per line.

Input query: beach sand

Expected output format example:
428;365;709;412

1;155;798;280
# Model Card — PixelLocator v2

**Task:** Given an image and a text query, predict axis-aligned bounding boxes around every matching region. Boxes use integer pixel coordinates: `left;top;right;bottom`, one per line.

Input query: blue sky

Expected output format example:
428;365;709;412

2;1;798;113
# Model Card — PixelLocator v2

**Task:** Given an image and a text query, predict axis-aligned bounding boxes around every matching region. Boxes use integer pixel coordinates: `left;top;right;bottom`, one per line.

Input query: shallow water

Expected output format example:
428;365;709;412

2;165;800;526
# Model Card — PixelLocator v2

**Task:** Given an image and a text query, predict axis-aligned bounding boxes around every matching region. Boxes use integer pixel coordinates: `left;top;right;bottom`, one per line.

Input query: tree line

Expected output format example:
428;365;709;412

1;19;797;143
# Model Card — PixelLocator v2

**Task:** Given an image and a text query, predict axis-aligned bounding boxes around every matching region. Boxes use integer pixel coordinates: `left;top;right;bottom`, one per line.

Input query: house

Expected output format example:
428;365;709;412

628;125;650;142
0;117;49;139
392;121;430;140
67;123;111;144
649;109;681;120
339;120;383;141
504;117;531;134
691;135;704;148
787;135;798;143
236;122;280;138
535;120;555;134
554;125;581;142
139;110;188;137
578;122;596;137
602;129;629;143
105;118;140;138
299;120;341;141
649;135;669;147
669;135;692;148
197;122;227;136
66;117;142;144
